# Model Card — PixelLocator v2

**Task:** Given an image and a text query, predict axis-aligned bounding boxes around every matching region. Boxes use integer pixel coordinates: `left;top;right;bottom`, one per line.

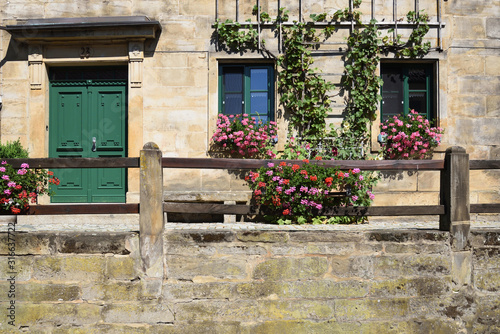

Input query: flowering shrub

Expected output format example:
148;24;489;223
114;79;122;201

246;159;378;224
212;114;278;158
0;161;59;214
380;110;444;159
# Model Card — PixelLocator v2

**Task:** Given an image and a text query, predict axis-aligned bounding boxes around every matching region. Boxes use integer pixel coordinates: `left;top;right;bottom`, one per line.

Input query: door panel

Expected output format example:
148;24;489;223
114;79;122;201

49;78;127;203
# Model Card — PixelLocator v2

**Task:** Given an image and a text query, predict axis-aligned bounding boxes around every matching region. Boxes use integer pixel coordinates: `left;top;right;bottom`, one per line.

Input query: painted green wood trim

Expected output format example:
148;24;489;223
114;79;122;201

219;64;274;121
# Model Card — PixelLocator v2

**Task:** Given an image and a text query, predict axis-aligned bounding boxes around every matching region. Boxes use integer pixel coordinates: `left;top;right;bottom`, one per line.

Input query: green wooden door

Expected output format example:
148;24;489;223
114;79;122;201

49;79;127;203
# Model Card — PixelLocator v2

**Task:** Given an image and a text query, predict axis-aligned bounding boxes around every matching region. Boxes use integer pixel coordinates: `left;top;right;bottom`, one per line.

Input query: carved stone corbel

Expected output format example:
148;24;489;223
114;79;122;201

28;45;43;90
129;42;144;88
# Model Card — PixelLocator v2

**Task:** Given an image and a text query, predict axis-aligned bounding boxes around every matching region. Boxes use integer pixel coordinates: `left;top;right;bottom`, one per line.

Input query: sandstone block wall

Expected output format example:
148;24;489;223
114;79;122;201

1;228;499;333
0;0;498;210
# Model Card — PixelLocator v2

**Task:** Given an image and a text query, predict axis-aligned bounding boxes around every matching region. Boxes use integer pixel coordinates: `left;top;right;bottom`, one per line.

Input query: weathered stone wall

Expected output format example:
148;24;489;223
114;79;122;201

1;228;499;333
0;0;498;209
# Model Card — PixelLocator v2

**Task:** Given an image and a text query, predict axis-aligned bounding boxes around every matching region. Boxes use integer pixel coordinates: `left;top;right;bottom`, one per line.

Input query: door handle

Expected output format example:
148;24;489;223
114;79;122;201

92;137;97;152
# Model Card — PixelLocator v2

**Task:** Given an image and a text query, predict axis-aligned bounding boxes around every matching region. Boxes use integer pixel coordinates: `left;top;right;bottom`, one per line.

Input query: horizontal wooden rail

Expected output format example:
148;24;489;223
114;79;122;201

469;160;500;170
164;202;445;216
28;204;139;215
470;204;500;214
2;157;498;171
162;157;445;171
3;157;140;169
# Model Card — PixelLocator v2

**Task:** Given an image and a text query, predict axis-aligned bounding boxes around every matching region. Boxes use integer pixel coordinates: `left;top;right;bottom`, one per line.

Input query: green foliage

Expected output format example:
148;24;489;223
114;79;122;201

277;23;335;138
380;110;444;159
0;161;59;214
213;19;260;52
246;160;378;224
0;139;29;159
213;1;432;157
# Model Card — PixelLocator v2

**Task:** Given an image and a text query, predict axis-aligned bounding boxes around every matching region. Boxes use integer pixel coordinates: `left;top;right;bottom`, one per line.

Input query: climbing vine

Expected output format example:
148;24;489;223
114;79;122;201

213;0;431;157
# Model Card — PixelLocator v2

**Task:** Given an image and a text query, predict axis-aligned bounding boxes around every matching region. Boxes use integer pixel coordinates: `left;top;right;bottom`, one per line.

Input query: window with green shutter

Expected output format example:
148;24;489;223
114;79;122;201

381;63;435;122
219;64;274;123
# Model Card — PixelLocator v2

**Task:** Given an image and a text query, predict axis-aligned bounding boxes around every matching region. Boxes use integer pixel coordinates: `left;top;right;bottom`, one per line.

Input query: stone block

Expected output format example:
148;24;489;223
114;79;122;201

166;255;247;280
175;300;336;322
470;170;500;192
368;230;449;243
0;233;53;255
335;298;409;322
288;231;365;243
448;95;486;118
51;324;152;334
270;242;356;256
1;117;27;136
165;244;217;256
486;18;500;39
475;295;500;325
374;255;451;277
449;55;485;76
374;171;418;192
153;321;243;334
416;171;441;192
0;256;32;281
406;318;465;334
201;169;233;191
486;95;500;117
22;283;80;303
470;230;500;247
458;76;500;96
274;280;370;299
474;270;500;292
253;257;328;281
165;231;235;244
473;248;500;269
472;324;500;334
15;303;101;326
372;191;439;206
102;302;174;324
106;255;140;280
330;256;374;279
370;277;451;297
0;282;80;302
244;319;381;334
33;256;106;282
383;242;450;254
56;233;132;255
163;168;202;191
236;231;289;243
446;0;496;15
83;281;145;302
164;282;236;300
217;245;268;256
453;17;486;40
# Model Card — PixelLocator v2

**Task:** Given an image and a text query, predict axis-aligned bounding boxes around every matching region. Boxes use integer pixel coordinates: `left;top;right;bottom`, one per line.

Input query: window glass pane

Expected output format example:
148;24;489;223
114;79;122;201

223;67;243;93
382;67;403;92
381;91;403;121
250;92;268;119
409;92;427;115
250;68;268;91
408;67;427;90
224;93;243;115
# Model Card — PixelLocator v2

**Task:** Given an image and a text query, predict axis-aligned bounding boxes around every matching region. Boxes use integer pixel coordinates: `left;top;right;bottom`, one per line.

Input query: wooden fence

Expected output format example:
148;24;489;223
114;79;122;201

4;144;500;232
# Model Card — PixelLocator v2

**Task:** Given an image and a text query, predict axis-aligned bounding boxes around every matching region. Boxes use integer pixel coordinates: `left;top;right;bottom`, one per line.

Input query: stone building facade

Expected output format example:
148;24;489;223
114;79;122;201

0;1;498;213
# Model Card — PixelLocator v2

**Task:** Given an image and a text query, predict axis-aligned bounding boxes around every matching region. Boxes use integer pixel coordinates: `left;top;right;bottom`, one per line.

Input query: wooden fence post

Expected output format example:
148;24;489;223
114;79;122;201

440;146;470;250
140;142;164;276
